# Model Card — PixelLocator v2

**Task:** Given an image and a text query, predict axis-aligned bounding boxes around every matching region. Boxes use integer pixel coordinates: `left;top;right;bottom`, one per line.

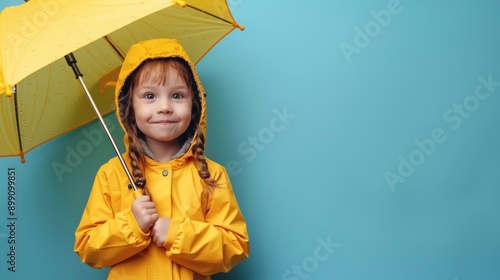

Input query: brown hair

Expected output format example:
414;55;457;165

118;57;215;190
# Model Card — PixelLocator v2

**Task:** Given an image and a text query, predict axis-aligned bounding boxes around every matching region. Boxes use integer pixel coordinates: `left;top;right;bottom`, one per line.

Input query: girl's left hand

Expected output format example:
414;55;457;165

150;217;171;247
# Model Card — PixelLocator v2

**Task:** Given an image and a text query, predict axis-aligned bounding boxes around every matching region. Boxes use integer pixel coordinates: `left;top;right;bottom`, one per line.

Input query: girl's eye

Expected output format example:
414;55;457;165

145;93;155;99
172;93;183;99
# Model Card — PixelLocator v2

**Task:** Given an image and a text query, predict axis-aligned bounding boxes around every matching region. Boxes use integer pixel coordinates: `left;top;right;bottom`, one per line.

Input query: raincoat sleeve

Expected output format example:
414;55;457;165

164;164;249;275
74;163;150;268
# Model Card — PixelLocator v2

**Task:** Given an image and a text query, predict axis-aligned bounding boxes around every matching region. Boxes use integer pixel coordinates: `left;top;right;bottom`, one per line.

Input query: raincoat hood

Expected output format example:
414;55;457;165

114;38;206;155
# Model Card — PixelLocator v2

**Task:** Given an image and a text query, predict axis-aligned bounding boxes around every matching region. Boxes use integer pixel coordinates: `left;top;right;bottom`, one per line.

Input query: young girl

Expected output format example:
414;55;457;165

74;38;249;280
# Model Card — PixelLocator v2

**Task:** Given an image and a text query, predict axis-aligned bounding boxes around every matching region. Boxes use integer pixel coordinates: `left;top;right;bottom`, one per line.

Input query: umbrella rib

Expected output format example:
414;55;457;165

12;86;24;160
185;4;243;30
103;36;125;60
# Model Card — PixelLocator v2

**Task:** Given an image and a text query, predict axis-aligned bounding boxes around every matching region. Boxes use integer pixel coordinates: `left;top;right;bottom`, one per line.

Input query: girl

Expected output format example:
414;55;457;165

74;39;249;280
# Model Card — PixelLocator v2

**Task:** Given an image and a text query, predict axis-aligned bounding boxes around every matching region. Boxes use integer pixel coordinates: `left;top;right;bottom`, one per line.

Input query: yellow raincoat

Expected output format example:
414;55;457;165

74;39;249;279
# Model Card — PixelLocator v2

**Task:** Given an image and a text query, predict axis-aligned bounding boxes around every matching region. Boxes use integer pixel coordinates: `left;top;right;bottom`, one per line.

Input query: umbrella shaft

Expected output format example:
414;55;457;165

77;76;138;191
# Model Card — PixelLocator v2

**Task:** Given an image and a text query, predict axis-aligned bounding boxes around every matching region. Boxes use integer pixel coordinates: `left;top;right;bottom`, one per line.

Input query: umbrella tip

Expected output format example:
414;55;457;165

175;0;187;7
6;86;13;97
233;22;245;31
20;152;26;163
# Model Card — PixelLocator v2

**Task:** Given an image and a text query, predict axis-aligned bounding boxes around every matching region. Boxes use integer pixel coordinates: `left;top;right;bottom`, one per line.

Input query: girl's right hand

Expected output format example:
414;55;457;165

131;195;159;232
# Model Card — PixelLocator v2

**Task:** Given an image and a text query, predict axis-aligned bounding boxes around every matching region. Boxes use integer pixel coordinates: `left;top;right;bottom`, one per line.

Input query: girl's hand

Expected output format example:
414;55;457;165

131;195;158;232
150;217;171;247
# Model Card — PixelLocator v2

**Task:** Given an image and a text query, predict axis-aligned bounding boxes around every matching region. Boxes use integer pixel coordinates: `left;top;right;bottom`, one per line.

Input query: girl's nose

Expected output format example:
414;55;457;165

157;98;172;113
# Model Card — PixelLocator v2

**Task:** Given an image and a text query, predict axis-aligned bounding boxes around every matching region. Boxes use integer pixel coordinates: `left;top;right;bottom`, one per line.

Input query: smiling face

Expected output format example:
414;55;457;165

131;60;193;156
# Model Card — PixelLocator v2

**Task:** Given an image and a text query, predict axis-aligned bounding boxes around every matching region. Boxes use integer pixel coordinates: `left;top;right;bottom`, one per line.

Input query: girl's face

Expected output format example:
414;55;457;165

132;64;193;150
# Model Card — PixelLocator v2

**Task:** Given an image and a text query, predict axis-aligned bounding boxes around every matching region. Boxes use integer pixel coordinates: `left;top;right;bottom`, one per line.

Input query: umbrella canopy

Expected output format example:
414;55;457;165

0;0;243;163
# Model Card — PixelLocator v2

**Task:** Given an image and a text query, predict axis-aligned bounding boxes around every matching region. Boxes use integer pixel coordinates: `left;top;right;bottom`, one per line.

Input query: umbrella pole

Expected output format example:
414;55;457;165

64;53;141;195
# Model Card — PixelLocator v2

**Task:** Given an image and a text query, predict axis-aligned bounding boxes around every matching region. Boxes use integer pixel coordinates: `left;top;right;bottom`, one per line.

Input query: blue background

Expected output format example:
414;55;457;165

1;0;499;279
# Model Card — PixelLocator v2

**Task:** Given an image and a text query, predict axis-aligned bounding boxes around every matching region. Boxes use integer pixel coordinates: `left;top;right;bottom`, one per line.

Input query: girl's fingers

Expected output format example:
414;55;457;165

136;195;151;202
142;201;156;209
138;207;157;216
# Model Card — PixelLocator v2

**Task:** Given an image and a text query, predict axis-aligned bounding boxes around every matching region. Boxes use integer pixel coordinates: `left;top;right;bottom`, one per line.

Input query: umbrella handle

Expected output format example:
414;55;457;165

132;189;144;199
64;53;140;193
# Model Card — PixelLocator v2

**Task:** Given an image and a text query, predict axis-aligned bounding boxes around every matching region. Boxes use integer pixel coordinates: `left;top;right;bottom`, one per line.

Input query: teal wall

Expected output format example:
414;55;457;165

1;0;500;279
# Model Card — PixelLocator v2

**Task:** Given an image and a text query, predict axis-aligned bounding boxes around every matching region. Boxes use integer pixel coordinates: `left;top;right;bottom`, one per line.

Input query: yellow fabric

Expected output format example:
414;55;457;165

0;0;241;161
74;39;249;279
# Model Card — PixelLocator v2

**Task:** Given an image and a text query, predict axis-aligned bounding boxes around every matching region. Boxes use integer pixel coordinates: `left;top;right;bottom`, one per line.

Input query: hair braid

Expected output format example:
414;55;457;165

127;133;147;189
191;125;216;188
119;89;147;191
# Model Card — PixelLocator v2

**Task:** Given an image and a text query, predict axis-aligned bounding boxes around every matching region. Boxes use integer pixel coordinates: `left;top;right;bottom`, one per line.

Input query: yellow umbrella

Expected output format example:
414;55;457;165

0;0;243;191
